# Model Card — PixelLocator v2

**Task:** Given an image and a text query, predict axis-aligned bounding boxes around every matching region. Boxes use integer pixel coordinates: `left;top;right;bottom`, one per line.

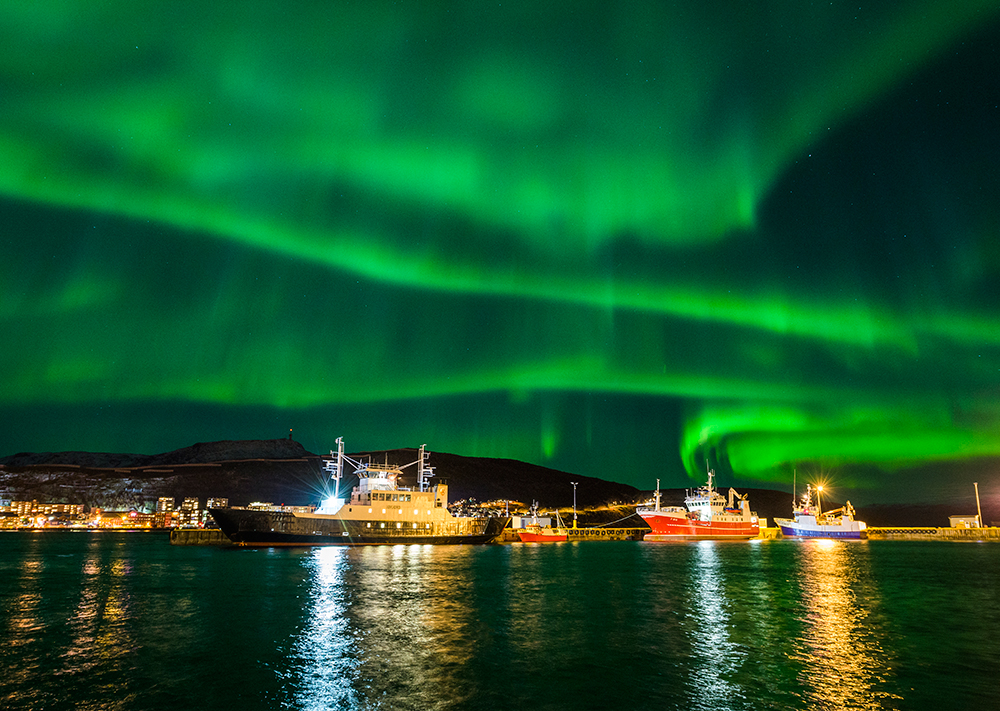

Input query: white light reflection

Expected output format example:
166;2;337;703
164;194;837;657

685;541;743;707
289;546;360;711
792;539;900;709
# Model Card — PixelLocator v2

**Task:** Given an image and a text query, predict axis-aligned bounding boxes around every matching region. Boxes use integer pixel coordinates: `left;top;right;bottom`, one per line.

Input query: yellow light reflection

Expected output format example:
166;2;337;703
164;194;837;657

792;540;901;709
61;537;138;678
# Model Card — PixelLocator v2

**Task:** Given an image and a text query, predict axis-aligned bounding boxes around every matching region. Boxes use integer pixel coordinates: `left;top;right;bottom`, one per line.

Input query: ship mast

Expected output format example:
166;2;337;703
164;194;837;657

417;443;435;492
324;436;347;501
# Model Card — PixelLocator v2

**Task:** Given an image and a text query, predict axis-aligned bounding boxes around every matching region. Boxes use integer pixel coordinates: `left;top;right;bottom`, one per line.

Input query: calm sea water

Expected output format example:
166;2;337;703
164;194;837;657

1;532;998;711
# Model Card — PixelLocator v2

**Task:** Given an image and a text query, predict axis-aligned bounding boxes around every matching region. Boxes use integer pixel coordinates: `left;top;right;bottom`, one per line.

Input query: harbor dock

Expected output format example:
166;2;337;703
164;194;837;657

864;526;1000;541
170;528;231;545
501;526;648;542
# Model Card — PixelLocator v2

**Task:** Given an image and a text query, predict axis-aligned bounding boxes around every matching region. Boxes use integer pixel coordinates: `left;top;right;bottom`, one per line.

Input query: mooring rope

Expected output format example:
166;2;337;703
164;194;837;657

588;511;644;527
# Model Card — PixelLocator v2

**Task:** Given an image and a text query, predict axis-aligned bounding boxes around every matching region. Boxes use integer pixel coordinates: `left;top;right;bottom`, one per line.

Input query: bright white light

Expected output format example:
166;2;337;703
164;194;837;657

316;497;346;514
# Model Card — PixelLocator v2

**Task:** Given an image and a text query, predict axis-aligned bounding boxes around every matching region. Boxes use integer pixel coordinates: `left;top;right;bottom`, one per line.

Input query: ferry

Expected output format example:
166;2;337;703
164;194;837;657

637;470;759;540
209;439;509;546
775;484;867;539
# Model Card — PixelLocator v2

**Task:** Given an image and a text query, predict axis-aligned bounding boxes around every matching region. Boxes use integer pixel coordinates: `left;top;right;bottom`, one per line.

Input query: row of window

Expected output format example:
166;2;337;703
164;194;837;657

371;493;413;502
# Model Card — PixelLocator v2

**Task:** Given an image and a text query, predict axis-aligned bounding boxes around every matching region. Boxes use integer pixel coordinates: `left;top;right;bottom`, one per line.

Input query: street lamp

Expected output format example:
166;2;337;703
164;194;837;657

571;481;578;529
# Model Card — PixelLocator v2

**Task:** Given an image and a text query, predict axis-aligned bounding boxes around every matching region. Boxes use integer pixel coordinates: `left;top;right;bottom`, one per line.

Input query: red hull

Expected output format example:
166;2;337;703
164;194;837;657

640;513;758;540
517;529;568;542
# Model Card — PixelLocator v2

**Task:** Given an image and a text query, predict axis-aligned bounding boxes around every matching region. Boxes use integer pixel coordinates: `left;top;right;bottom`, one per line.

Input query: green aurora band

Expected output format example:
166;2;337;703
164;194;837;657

2;1;999;503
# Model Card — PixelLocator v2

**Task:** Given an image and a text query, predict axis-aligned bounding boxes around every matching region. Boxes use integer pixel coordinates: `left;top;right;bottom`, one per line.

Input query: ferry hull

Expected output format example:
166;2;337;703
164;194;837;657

640;514;759;540
210;508;509;546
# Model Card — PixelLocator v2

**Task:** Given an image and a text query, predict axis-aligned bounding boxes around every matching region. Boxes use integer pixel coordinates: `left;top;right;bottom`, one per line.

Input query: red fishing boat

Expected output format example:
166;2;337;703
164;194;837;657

517;523;569;542
637;469;759;540
516;502;569;542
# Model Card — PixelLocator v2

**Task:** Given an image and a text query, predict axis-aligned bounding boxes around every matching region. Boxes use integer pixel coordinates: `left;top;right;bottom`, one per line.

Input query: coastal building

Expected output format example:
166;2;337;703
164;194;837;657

0;500;84;527
155;497;175;527
949;515;981;528
178;497;201;526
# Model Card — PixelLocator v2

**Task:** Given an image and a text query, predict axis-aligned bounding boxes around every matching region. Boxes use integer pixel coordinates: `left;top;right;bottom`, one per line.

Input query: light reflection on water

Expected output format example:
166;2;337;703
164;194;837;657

3;534;999;709
286;546;359;711
60;537;138;690
685;541;743;707
283;544;483;711
791;539;901;710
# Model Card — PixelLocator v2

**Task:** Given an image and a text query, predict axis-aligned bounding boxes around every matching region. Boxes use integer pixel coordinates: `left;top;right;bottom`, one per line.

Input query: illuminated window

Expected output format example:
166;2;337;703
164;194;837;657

368;508;372;513
414;509;419;515
382;509;386;514
396;522;402;528
366;523;371;528
412;523;417;529
380;523;385;528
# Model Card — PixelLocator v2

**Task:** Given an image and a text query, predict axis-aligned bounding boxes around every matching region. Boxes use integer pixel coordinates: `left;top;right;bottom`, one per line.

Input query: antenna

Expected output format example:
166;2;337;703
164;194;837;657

324;437;346;501
417;444;435;492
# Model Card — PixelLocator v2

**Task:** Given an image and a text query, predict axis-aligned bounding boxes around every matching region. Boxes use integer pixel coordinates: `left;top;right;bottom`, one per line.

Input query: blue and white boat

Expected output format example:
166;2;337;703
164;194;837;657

775;484;867;539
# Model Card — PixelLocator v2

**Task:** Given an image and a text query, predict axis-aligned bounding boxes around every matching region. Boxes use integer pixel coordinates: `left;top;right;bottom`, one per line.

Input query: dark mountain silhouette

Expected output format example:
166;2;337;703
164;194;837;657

2;439;987;526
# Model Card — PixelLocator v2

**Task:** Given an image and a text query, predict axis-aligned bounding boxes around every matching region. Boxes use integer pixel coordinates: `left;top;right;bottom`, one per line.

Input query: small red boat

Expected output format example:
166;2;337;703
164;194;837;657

517;523;569;542
516;502;570;542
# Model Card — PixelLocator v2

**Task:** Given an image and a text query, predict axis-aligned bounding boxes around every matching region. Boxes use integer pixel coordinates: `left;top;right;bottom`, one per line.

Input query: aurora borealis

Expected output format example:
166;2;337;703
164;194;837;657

2;2;999;504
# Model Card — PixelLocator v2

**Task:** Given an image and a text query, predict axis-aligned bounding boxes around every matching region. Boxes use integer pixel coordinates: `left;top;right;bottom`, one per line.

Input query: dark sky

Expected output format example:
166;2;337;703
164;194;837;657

2;2;999;505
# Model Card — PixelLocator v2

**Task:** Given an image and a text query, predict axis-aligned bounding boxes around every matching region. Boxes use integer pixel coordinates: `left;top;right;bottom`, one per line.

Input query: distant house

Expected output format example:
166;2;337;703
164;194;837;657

949;515;981;528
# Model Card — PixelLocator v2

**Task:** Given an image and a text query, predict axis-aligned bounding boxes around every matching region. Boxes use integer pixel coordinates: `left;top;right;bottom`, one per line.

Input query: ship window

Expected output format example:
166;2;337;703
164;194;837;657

396;522;402;528
368;508;372;513
342;531;349;536
366;523;371;528
405;495;411;502
382;509;386;514
414;509;419;515
412;523;417;529
426;523;431;529
380;523;385;528
392;494;398;501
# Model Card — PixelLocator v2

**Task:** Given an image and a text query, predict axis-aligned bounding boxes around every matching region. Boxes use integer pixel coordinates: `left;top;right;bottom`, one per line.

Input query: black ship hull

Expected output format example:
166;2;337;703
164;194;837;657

209;508;509;546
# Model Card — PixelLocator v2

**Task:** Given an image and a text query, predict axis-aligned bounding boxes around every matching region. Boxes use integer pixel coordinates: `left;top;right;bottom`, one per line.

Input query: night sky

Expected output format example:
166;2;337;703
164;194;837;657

3;2;999;505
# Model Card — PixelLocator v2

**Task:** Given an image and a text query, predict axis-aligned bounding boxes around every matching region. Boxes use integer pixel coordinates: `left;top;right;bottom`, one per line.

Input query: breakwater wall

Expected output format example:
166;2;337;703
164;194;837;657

865;526;1000;541
169;528;231;545
501;527;648;542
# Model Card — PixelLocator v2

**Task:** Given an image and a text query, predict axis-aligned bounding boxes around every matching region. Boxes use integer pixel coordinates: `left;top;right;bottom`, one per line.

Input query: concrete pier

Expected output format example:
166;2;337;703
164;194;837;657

502;527;648;542
169;528;232;545
865;526;1000;541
